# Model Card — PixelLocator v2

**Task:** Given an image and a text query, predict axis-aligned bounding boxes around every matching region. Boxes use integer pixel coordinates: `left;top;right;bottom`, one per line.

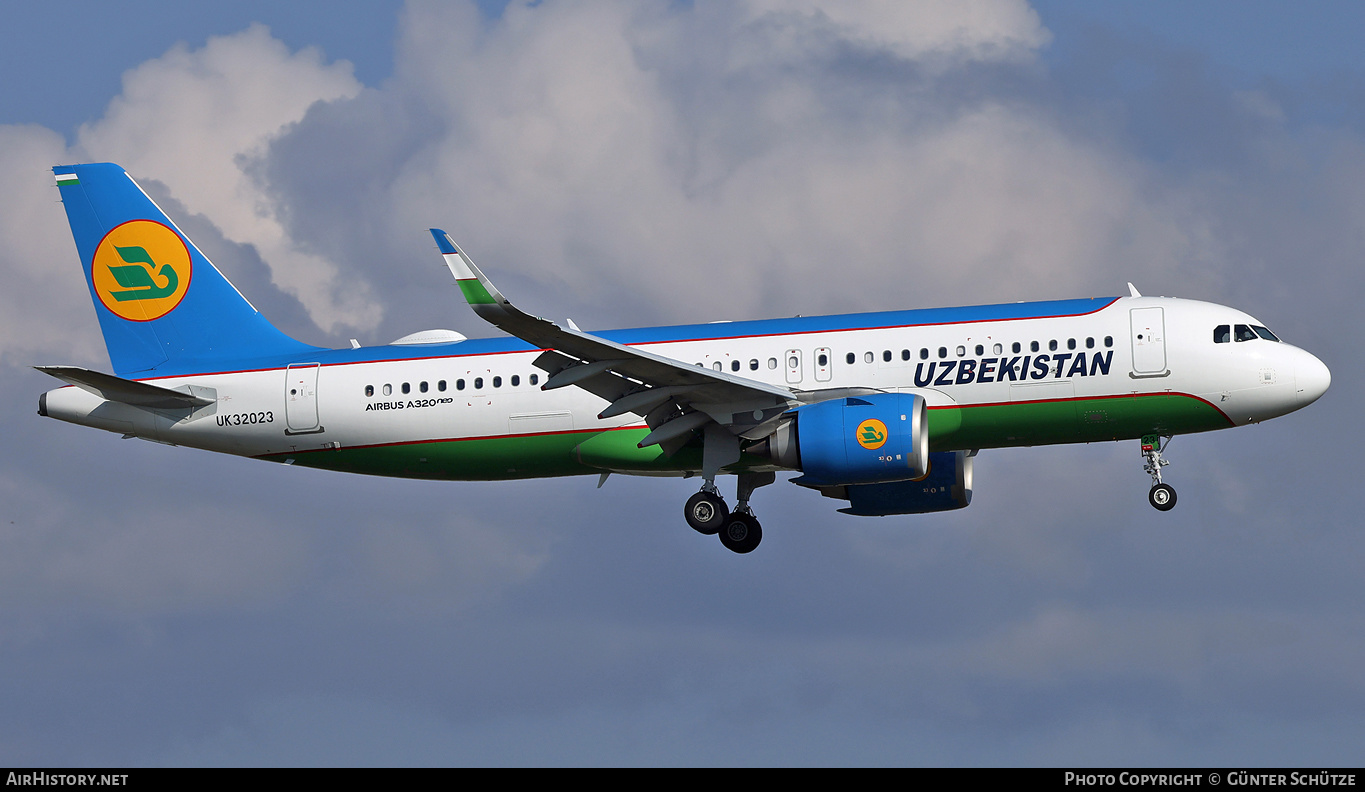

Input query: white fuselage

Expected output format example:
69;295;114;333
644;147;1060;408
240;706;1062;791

42;296;1330;473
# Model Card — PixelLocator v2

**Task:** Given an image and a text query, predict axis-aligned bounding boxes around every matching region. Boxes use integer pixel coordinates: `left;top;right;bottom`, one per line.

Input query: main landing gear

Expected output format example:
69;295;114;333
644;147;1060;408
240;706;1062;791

684;486;726;535
684;471;775;554
1141;434;1177;511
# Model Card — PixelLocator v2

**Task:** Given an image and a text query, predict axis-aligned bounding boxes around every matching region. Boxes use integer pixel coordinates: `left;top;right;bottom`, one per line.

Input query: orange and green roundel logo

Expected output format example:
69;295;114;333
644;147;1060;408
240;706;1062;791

856;418;888;450
91;220;192;321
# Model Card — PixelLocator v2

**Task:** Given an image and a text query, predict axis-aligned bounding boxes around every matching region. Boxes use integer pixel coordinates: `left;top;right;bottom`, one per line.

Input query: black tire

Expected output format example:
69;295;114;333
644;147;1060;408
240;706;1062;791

684;491;727;535
718;513;762;554
1148;483;1177;511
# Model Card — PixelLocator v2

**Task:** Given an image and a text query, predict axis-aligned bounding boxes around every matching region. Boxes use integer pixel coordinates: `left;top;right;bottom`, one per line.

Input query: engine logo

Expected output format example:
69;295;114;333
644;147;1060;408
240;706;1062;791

856;418;888;450
92;220;192;321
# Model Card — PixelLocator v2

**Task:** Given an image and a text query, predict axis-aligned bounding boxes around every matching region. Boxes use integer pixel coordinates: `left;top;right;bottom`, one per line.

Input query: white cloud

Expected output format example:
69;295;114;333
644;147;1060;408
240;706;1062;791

7;0;1353;614
6;1;1365;766
73;24;378;333
0;125;105;367
255;0;1221;342
737;0;1050;65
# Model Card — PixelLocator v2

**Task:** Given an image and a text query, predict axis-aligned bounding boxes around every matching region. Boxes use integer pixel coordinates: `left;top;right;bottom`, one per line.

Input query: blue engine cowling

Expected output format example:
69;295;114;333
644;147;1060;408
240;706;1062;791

836;450;974;516
772;393;929;486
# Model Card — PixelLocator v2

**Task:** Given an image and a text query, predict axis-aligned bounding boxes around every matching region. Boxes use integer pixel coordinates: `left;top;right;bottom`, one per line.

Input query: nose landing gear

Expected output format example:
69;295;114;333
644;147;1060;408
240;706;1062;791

1142;434;1177;511
1149;483;1176;510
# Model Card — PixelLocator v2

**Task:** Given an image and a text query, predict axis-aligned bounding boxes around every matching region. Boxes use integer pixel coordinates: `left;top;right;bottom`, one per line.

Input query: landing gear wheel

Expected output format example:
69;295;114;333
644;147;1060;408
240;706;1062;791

1148;483;1177;511
684;491;728;535
718;513;762;554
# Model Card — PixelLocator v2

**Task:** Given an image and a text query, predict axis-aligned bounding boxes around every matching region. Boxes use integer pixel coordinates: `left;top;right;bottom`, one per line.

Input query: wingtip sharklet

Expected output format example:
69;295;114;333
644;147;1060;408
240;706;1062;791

430;229;504;306
422;228;798;428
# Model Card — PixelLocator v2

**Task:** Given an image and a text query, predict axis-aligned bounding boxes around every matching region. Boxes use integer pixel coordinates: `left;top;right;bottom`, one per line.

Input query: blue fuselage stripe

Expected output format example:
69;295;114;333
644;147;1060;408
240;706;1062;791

143;296;1119;377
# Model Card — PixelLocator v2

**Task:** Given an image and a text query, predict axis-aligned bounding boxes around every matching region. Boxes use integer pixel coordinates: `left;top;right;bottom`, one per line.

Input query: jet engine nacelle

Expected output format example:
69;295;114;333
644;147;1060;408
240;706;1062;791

837;450;974;516
758;393;929;486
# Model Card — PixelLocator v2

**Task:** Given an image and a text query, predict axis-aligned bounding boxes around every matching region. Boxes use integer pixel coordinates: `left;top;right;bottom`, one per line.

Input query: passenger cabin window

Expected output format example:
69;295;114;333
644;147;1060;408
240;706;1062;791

420;381;429;393
438;380;447;392
956;345;965;357
1214;325;1231;344
1030;341;1040;353
1085;337;1095;349
401;382;411;394
365;385;374;397
938;347;948;359
901;349;911;361
864;352;874;363
511;375;520;386
731;360;740;372
1104;336;1113;347
457;379;466;391
530;374;539;385
818;352;829;366
713;362;722;371
1048;340;1058;352
846;352;855;365
992;343;1002;355
1067;338;1076;350
920;348;929;360
768;358;777;369
1012;342;1021;353
474;377;483;389
975;344;984;356
493;376;502;388
883;350;892;362
750;359;759;370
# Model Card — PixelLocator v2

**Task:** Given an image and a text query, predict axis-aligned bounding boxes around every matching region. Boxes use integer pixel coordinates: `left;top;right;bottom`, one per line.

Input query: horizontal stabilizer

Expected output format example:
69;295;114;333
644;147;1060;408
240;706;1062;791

35;366;214;409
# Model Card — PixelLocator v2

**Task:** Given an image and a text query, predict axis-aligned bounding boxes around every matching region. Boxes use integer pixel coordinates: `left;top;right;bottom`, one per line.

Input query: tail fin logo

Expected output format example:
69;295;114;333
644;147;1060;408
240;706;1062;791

92;220;192;321
856;418;888;450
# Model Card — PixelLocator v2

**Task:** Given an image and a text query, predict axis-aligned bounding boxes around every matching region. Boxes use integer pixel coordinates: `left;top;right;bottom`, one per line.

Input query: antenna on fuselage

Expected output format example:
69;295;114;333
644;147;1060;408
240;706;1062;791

1127;283;1142;298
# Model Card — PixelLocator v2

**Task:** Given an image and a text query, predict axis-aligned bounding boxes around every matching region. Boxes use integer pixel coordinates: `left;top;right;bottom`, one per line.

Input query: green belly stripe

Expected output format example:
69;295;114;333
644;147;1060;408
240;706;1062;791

262;394;1231;480
269;429;605;480
929;392;1231;450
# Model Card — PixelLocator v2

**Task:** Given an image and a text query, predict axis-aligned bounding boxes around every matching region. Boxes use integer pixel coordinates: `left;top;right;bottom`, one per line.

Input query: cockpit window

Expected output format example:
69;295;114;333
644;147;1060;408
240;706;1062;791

1234;324;1258;342
1214;325;1230;344
1252;325;1280;342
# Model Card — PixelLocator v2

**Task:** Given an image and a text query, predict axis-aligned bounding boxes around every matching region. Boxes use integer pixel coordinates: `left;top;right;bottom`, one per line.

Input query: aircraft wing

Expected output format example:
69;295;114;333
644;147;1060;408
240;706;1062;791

430;229;799;453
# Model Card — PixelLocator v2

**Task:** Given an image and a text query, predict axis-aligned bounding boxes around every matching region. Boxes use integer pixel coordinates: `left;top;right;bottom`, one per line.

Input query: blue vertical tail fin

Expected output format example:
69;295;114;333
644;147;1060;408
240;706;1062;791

54;163;318;376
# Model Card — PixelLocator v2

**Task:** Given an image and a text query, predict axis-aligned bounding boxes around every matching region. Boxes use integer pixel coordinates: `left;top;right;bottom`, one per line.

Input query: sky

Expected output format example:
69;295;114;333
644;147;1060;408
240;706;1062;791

1;0;1361;766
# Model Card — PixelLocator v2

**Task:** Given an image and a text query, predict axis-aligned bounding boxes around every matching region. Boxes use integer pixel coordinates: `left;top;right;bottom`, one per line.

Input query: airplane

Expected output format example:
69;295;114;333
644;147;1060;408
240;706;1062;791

37;163;1332;554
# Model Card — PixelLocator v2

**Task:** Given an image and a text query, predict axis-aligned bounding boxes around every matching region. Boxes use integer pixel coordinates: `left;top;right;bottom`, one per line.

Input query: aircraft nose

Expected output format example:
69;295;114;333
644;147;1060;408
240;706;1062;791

1296;351;1331;408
